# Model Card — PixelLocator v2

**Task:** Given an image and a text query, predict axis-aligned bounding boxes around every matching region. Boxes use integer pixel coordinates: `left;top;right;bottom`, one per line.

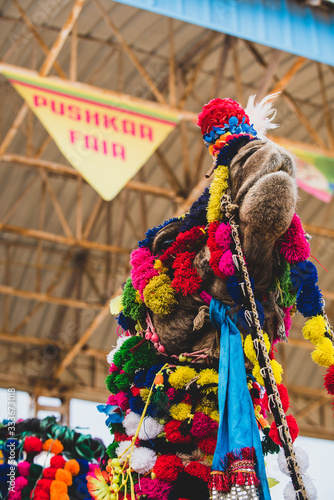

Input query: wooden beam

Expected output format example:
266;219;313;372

0;0;85;159
69;20;78;81
317;63;334;149
53;289;121;379
270;56;306;95
93;0;166;105
232;38;243;105
295;395;330;420
2;154;183;201
12;0;67;79
168;18;176;107
1;175;38;223
174;175;211;216
0;284;103;309
210;35;232;99
0;223;130;254
256;49;281;102
154;148;184;195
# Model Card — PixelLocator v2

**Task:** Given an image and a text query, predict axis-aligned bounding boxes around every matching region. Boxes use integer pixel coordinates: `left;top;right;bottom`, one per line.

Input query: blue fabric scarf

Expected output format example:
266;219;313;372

210;298;271;500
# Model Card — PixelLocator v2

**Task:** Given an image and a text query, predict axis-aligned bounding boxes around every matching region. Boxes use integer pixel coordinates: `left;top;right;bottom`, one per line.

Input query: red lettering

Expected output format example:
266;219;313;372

104;115;118;131
85;135;99;151
86;110;99;125
123;120;136;136
51;100;64;115
102;140;108;155
70;130;82;144
68;105;81;121
33;95;47;107
112;143;126;160
140;124;153;141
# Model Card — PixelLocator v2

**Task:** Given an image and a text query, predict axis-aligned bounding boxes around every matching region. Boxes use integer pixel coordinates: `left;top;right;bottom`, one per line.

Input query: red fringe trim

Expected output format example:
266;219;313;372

210;447;260;492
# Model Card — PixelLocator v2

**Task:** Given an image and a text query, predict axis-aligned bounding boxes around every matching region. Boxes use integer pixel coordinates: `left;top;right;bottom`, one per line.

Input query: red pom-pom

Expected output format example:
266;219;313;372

50;455;66;469
185;462;211;482
269;415;299;446
31;490;49;500
197;98;250;136
153;454;184;482
171;252;202;295
262;385;290;414
34;478;52;492
42;467;57;480
324;366;334;395
164;420;192;444
23;436;42;454
198;435;217;455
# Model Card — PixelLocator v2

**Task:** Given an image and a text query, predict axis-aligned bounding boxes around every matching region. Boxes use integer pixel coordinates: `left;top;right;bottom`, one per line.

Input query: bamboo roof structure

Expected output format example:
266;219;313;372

0;0;334;437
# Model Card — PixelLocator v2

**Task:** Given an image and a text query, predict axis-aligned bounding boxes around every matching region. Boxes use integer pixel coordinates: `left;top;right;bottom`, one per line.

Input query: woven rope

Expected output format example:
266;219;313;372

221;194;308;500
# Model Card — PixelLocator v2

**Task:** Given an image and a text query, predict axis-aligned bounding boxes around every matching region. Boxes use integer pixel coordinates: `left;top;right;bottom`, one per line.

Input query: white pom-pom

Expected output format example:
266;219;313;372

110;294;123;315
123;412;141;437
107;335;128;364
131;446;157;474
284;476;317;500
116;440;131;459
245;93;279;139
33;451;53;467
139;416;164;441
278;447;310;476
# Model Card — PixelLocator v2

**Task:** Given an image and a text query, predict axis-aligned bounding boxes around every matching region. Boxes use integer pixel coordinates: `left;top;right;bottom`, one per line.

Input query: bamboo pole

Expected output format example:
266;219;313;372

0;284;102;309
168;18;176;107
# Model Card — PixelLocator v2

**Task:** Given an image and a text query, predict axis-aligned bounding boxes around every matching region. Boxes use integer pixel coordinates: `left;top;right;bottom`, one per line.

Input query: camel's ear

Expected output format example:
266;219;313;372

151;219;183;255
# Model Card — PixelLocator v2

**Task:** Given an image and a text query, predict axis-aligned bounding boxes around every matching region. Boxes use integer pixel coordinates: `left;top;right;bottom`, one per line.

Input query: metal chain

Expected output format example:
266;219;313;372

221;194;308;500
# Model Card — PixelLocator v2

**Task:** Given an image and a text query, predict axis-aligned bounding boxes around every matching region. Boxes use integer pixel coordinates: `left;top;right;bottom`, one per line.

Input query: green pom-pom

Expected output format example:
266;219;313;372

131;343;158;368
115;372;132;391
105;373;119;393
107;441;119;458
262;427;280;456
29;464;43;478
122;278;146;321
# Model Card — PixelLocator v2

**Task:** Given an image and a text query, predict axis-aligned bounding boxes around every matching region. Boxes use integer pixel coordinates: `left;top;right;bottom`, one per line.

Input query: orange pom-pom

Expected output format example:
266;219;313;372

55;468;72;486
50;479;68;500
64;459;80;476
43;439;64;455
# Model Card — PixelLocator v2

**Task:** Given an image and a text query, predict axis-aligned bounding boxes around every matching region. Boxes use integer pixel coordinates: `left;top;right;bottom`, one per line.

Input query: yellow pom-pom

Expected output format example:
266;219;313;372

197;369;218;386
109;295;123;315
252;363;264;386
207;165;229;223
143;274;176;315
270;359;283;384
154;259;168;273
55;469;72;486
169;403;191;421
64;459;80;476
244;333;270;365
135;290;143;304
311;337;334;367
139;388;150;401
302;315;327;345
169;366;197;389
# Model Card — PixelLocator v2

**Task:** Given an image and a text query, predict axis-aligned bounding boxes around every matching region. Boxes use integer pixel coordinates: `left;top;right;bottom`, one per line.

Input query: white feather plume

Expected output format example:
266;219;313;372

245;93;280;139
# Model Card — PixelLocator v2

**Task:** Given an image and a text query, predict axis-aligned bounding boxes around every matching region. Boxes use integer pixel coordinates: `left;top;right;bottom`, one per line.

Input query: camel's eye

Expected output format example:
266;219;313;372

159;238;175;252
152;221;183;255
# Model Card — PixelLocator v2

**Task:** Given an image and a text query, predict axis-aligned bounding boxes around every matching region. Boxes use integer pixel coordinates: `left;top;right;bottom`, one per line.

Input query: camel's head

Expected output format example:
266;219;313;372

112;97;308;361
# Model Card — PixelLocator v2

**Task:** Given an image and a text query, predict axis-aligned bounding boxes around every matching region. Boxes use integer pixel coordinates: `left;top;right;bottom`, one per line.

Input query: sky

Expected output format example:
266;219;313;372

0;388;333;499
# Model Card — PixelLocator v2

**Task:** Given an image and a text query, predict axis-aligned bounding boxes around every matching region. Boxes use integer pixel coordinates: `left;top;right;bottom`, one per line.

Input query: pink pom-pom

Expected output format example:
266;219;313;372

158;345;166;353
17;461;30;478
278;214;310;264
130;247;158;296
108;363;118;373
324;366;334;395
215;223;232;252
191;412;218;439
106;391;129;411
134;478;172;500
283;306;293;337
218;250;235;277
15;476;28;490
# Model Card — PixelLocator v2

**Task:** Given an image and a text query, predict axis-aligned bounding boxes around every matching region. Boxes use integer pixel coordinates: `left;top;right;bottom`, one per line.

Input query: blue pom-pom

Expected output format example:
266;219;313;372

134;369;148;388
129;395;145;414
255;300;265;327
76;459;89;475
227;276;254;305
179;188;209;232
296;283;323;317
145;363;164;387
116;312;135;331
138;217;178;248
290;261;318;295
216;135;257;168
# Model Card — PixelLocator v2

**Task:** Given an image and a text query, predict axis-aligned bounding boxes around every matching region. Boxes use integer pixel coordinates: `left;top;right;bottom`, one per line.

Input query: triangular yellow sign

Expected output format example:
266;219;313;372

1;66;179;201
